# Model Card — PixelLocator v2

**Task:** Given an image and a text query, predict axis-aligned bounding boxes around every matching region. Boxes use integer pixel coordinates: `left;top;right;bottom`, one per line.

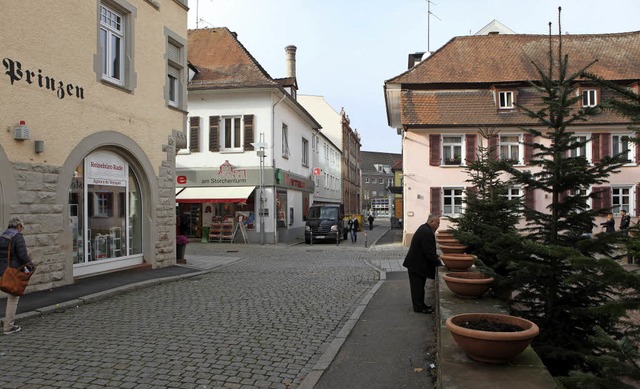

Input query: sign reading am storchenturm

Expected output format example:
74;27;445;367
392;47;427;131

2;57;85;100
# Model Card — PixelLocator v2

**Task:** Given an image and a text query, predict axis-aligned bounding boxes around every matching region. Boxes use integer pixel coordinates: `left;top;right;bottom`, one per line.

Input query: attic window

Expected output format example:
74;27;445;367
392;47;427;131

581;88;598;107
498;91;514;109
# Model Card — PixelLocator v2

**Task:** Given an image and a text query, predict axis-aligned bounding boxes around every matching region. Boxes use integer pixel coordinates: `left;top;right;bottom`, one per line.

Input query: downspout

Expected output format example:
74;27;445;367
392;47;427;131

272;92;286;243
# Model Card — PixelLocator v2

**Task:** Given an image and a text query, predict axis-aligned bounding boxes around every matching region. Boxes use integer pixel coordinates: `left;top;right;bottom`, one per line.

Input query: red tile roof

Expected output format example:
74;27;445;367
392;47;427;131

388;32;640;85
387;32;640;127
188;28;278;89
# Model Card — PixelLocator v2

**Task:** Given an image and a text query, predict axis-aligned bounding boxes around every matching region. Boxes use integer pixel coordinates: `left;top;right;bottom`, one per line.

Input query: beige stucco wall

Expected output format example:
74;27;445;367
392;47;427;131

1;1;186;171
0;0;187;289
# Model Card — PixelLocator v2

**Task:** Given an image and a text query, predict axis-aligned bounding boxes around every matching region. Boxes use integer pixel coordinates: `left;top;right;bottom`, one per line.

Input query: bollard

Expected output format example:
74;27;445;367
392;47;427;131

336;231;340;246
310;230;313;246
364;231;368;248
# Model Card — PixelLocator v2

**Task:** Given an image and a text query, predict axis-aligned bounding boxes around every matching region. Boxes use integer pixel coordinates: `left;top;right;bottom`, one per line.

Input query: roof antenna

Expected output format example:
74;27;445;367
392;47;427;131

427;0;441;53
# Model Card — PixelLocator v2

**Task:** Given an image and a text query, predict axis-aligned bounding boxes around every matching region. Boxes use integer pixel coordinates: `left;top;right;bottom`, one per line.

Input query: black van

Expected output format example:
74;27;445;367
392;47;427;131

304;204;345;244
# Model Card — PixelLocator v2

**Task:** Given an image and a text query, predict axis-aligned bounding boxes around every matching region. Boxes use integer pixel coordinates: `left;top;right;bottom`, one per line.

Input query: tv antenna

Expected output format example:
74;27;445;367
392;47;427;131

427;0;441;53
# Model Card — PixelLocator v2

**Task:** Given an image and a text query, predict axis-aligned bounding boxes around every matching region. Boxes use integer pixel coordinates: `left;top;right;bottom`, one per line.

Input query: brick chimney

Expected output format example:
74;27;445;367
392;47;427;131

285;45;297;78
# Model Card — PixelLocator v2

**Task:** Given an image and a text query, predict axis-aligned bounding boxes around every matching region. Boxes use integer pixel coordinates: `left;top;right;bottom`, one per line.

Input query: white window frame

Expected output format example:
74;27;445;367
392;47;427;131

302;137;309;167
498;91;514;109
499;134;523;164
443;187;464;215
220;116;243;152
442;135;464;166
100;4;125;85
568;135;591;161
282;123;290;158
612;134;635;165
612;186;633;214
167;39;184;108
505;186;524;212
364;177;369;184
581;89;598;107
569;188;591;211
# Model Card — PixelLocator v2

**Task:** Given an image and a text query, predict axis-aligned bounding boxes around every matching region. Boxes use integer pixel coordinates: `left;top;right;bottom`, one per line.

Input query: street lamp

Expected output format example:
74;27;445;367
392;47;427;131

251;136;268;245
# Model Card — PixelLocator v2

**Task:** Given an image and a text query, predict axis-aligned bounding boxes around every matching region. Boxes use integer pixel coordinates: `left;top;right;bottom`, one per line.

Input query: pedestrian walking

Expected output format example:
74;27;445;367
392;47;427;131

402;214;442;314
367;213;374;230
619;210;631;237
0;217;35;335
348;215;359;243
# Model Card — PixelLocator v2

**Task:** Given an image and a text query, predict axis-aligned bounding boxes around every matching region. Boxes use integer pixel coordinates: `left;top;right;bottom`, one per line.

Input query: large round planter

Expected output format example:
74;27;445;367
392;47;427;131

443;272;494;298
440;253;475;271
446;313;539;364
436;231;456;241
439;243;468;255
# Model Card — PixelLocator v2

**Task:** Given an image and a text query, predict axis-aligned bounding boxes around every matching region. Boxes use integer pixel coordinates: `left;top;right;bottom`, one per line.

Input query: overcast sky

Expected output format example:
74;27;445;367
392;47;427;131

187;0;640;154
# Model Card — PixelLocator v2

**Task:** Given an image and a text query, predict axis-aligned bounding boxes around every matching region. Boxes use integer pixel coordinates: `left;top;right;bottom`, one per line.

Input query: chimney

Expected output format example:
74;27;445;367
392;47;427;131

285;45;297;78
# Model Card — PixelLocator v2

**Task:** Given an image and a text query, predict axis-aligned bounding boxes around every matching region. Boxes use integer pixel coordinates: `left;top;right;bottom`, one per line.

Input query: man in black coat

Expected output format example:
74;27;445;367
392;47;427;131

402;214;442;314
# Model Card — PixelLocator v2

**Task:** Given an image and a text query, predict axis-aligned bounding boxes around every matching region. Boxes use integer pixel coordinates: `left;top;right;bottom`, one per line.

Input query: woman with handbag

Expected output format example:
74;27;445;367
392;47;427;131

0;217;35;335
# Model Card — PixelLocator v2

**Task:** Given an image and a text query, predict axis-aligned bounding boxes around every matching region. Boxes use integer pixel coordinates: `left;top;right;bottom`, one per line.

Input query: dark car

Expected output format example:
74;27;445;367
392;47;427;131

304;204;345;244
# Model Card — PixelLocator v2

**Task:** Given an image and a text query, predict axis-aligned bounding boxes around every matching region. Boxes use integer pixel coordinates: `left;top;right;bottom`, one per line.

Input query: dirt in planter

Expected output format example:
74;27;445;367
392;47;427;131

460;319;523;332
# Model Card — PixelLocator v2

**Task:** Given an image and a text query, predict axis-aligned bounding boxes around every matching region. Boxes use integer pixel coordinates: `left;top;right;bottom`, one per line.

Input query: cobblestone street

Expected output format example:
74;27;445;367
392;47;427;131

0;235;408;389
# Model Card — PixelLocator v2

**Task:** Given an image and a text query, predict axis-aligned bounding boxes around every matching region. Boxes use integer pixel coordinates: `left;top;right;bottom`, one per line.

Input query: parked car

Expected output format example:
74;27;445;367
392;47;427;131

304;204;345;244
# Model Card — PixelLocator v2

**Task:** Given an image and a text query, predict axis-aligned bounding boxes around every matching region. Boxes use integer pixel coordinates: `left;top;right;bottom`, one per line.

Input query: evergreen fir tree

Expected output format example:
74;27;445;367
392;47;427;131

504;9;640;386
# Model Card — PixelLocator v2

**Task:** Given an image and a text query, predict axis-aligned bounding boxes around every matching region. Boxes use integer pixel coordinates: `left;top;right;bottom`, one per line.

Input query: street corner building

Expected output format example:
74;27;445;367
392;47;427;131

0;1;188;289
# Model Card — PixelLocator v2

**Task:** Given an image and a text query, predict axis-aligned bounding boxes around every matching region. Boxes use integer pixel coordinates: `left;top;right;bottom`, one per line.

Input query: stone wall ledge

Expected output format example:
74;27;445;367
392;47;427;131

436;269;557;388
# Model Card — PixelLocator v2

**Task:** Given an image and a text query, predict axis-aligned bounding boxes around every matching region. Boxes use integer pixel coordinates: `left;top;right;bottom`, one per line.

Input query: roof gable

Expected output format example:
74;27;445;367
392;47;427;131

188;28;278;89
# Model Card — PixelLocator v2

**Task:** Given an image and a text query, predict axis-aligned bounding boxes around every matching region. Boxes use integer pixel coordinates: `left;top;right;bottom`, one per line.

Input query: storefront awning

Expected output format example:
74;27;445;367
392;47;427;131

176;186;255;204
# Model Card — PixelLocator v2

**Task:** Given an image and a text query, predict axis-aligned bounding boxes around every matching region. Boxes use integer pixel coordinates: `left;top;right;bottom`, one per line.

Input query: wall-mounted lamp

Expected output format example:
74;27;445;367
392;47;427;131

14;120;30;140
35;140;44;153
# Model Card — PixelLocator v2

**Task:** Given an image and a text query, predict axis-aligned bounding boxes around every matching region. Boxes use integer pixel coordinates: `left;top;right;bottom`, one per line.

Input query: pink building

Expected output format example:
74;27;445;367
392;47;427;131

385;32;640;244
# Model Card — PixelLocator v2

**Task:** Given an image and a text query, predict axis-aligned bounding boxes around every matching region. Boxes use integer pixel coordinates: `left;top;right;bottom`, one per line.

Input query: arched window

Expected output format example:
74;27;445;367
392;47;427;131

68;151;142;265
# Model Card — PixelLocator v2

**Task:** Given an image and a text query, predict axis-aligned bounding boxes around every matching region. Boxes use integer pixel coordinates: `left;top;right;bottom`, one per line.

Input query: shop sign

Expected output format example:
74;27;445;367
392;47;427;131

2;57;85;100
176;161;268;187
86;151;127;187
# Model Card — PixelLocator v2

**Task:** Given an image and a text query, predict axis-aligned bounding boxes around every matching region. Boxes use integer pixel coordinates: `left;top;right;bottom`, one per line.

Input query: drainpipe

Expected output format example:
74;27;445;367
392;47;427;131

272;92;286;244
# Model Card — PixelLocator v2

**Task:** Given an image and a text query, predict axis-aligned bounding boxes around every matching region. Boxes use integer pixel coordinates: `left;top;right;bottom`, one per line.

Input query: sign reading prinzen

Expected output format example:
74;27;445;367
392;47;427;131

86;151;127;187
2;57;85;100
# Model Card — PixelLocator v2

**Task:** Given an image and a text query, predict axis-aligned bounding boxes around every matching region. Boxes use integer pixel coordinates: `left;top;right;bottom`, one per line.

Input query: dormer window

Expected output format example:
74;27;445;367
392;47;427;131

498;91;514;109
581;88;598;107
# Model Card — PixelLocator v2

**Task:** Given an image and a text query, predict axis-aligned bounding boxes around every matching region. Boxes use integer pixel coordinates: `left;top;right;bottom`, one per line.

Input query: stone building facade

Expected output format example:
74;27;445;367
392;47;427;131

0;0;188;290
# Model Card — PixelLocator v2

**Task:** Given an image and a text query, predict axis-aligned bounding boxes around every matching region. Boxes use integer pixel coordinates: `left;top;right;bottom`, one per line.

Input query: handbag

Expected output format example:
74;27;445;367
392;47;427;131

0;238;34;296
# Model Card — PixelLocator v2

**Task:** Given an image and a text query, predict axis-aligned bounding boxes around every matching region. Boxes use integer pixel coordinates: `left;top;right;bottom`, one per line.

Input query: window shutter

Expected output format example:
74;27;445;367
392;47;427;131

591;133;601;163
429;134;441;166
168;42;181;64
189;117;200;152
209;116;220;152
592;186;611;213
488;134;499;160
244;115;254;151
525;188;535;210
636;133;640;164
600;133;611;158
465;134;477;163
523;133;533;164
430;187;441;215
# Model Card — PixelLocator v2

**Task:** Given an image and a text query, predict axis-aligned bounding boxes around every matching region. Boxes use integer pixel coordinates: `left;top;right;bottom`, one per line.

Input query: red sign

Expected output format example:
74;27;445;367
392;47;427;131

313;168;321;176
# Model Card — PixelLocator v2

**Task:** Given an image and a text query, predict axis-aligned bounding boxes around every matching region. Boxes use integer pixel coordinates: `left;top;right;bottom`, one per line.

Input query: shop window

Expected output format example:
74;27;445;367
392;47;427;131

69;150;142;265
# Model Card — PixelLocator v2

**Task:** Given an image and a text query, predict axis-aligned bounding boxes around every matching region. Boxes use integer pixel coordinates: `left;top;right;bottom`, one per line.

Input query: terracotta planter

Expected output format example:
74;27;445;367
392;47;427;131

439;243;468;255
436;237;460;246
443;272;494;298
446;313;539;364
440;253;475;271
436;231;456;241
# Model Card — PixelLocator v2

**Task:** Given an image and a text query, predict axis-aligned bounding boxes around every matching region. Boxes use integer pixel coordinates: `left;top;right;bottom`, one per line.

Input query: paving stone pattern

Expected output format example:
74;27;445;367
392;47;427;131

0;242;404;389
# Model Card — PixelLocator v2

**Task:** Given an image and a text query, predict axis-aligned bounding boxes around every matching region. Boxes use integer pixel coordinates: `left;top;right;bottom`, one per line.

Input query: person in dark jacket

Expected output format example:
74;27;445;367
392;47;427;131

402;214;442;314
367;213;374;230
348;215;359;243
0;217;35;334
619;210;631;237
600;213;615;234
